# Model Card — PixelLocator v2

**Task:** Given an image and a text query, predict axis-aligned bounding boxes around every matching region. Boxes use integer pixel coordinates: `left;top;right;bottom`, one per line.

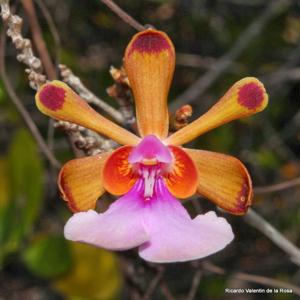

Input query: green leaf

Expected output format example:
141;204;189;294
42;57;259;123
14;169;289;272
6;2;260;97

0;158;10;209
54;243;121;300
0;129;44;262
0;82;5;105
23;234;72;279
0;158;10;261
200;124;235;153
255;149;281;170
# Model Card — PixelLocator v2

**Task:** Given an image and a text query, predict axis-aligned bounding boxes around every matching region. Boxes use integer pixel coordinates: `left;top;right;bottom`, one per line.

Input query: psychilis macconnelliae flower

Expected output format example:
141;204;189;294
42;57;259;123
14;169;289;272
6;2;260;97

35;29;268;263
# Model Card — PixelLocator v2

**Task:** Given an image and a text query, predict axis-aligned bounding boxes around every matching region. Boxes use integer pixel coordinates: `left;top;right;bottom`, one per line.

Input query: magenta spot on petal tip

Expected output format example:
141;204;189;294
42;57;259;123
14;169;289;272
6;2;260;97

39;85;65;111
128;31;171;56
238;82;264;109
235;181;249;213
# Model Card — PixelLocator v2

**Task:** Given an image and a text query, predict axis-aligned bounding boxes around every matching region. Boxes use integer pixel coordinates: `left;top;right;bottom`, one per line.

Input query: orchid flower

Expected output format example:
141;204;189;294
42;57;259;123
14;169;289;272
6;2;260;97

35;29;268;263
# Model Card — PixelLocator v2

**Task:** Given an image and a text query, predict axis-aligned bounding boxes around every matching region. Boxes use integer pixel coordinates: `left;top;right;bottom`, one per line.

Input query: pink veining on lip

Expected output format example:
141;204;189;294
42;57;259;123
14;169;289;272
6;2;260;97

238;83;264;109
127;31;172;56
39;85;65;111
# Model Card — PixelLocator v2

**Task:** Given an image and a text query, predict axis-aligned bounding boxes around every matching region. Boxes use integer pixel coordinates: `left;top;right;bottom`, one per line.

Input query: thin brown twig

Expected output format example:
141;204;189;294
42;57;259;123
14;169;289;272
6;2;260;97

142;268;164;300
100;0;145;31
1;0;118;158
262;42;300;86
0;30;61;169
202;261;300;296
0;0;46;89
34;0;61;69
108;66;135;127
33;0;61;151
59;64;125;124
260;118;299;162
243;208;300;266
0;0;87;159
176;53;216;69
257;42;300;156
170;0;291;111
21;0;59;158
186;269;202;300
20;0;56;79
159;282;175;300
233;272;300;294
31;0;101;157
254;177;300;194
119;257;144;300
176;52;242;73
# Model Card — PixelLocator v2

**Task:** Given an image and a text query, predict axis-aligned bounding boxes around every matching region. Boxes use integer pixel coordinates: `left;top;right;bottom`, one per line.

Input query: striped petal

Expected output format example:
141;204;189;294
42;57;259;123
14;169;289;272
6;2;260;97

164;146;198;199
185;149;252;215
165;77;268;146
124;29;175;139
103;146;138;196
35;80;140;146
59;152;111;212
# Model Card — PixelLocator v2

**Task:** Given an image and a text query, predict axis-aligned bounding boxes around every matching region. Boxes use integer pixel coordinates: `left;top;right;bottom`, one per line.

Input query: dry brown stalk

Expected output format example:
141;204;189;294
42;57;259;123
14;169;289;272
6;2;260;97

254;176;300;194
20;0;56;79
0;0;116;158
244;208;300;266
107;66;135;127
100;0;145;31
0;30;60;168
170;0;292;111
59;64;125;124
0;0;46;89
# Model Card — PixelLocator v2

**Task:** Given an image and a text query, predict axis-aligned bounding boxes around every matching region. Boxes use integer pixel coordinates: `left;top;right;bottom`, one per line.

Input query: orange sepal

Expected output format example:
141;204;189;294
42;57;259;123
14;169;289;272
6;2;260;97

103;146;138;195
185;149;252;215
165;77;268;146
35;80;140;146
58;152;111;212
124;29;175;139
164;146;198;198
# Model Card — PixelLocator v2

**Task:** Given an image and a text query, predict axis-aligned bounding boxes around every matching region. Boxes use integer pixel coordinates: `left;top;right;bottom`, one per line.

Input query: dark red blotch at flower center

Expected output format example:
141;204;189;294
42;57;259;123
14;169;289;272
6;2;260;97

128;31;171;55
238;83;264;109
39;85;65;111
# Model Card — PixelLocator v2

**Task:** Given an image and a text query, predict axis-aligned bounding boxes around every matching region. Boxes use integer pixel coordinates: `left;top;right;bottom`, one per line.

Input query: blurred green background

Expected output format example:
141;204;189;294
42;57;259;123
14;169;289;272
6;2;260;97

1;0;300;299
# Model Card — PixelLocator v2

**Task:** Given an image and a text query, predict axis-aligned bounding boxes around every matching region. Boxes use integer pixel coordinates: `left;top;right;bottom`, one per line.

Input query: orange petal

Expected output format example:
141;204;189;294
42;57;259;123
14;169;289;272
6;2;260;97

35;80;140;146
58;152;111;212
103;146;138;195
124;29;175;139
165;77;268;146
164;146;198;198
185;149;252;215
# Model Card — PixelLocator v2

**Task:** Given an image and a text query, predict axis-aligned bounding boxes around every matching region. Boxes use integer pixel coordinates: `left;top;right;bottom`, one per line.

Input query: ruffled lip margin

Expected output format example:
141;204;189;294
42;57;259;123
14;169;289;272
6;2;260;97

64;178;234;263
